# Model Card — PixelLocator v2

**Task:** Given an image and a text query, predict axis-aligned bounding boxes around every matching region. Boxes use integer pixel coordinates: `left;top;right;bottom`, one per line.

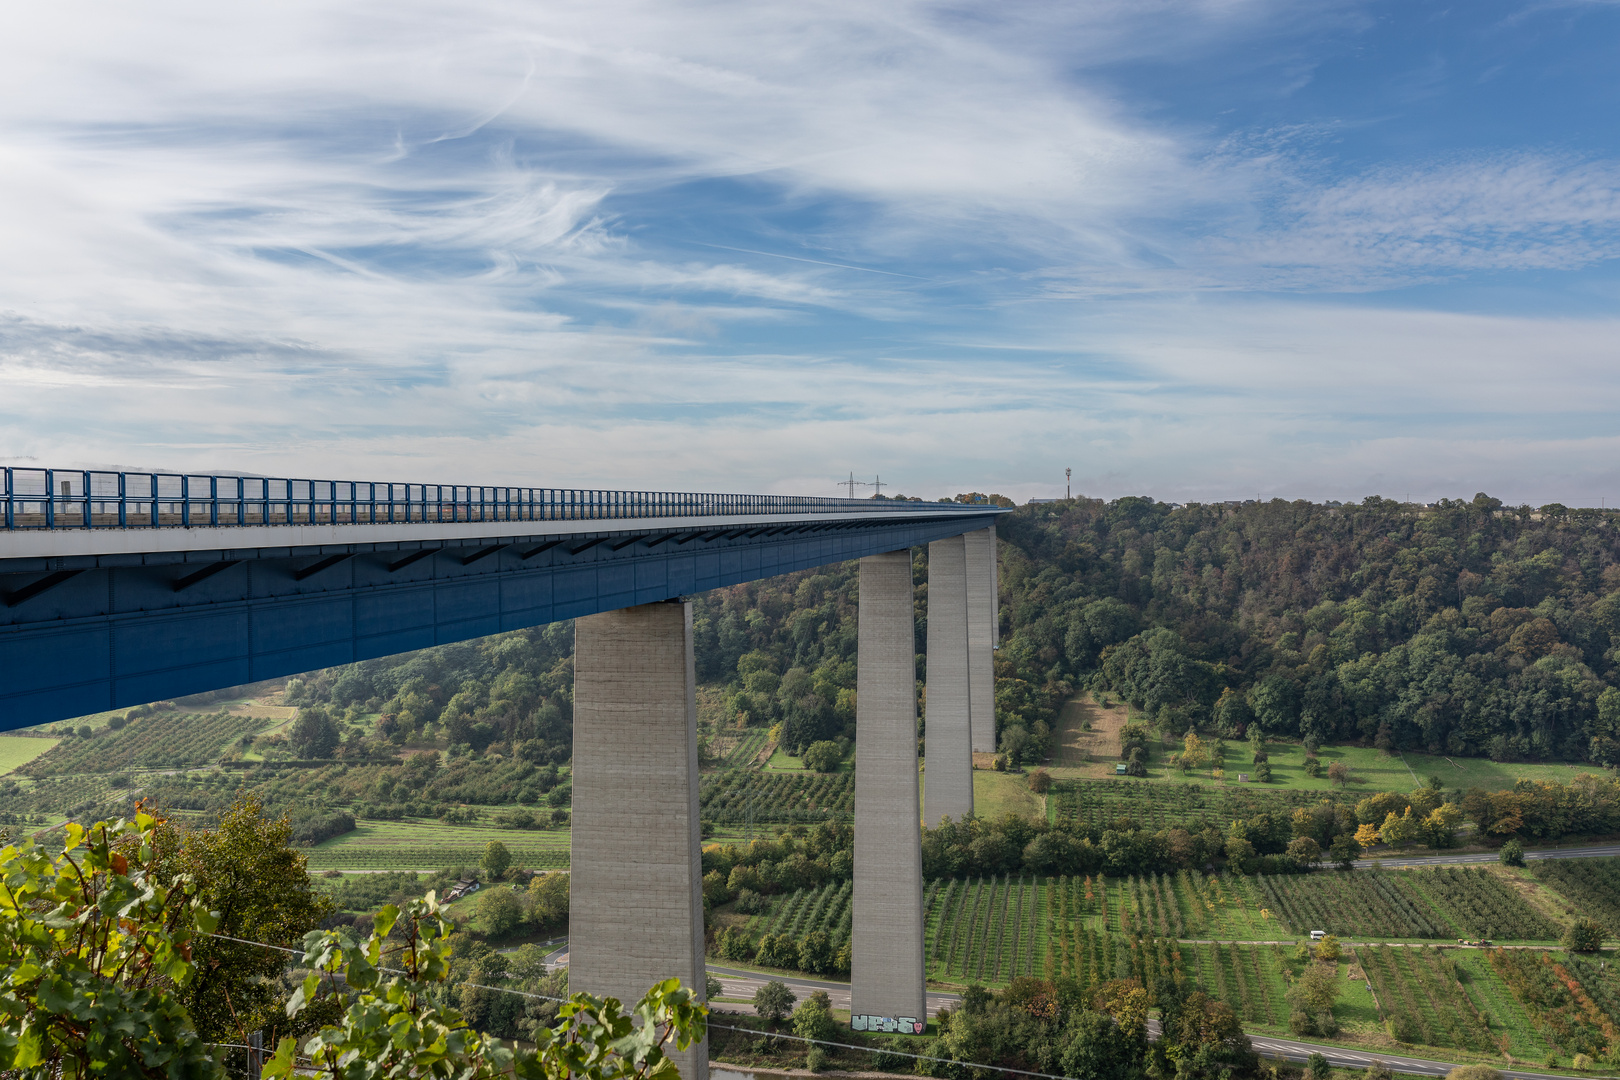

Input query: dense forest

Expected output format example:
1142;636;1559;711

1002;495;1620;763
279;492;1620;768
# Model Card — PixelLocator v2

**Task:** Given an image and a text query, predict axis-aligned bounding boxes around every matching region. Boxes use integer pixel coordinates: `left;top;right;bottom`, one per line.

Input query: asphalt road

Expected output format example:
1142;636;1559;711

1352;842;1620;869
705;965;959;1018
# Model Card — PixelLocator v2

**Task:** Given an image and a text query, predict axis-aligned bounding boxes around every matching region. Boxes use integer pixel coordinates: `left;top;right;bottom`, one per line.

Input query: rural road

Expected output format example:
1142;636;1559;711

1353;842;1620;869
642;961;1597;1080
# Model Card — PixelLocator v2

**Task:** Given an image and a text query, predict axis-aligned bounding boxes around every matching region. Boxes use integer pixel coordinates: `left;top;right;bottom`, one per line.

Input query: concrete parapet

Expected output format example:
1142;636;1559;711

570;601;707;1080
925;535;973;825
851;551;926;1027
964;526;997;754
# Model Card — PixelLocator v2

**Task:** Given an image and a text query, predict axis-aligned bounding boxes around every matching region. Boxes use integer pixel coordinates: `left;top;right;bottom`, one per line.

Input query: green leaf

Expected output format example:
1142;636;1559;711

373;903;400;941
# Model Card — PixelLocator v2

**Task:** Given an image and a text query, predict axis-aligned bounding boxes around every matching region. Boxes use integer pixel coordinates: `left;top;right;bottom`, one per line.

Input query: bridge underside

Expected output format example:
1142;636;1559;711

0;511;996;729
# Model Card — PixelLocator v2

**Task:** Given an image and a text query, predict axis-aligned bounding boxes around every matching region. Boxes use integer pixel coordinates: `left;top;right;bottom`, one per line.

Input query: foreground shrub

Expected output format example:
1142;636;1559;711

268;893;706;1079
0;813;223;1077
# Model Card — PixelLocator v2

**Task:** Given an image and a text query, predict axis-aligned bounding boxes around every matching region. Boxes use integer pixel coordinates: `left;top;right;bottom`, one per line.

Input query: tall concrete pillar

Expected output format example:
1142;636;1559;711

851;551;926;1032
571;601;707;1080
925;535;974;825
965;526;998;754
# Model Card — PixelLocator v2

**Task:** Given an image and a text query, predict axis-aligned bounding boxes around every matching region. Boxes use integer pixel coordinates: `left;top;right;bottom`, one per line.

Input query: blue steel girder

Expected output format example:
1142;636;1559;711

0;509;1004;730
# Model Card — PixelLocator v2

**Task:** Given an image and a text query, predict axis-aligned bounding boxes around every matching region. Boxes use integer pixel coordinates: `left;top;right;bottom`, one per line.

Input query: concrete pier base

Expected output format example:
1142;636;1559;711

925;536;974;825
850;551;926;1032
570;601;707;1080
964;526;998;755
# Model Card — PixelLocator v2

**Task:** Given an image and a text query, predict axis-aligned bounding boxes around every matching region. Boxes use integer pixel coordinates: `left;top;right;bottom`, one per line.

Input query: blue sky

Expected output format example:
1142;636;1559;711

2;0;1619;505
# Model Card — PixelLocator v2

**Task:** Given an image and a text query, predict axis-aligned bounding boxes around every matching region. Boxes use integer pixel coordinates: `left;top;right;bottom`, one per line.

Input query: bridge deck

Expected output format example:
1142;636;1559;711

1;467;1006;729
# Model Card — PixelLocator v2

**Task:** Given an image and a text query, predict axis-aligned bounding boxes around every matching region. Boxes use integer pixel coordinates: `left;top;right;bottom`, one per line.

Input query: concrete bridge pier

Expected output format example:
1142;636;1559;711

850;551;926;1031
925;535;974;825
570;601;708;1080
964;525;998;755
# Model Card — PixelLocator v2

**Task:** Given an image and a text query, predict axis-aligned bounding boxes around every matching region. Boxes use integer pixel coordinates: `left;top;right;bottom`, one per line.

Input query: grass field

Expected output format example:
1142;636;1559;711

0;736;58;775
1042;695;1590;795
969;769;1045;820
303;819;570;871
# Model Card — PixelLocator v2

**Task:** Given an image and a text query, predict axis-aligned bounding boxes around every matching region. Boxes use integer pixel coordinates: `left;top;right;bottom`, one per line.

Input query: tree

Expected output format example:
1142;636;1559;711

1423;803;1463;848
1182;730;1208;772
792;989;838;1044
479;885;524;938
1287;836;1322;866
1444;1067;1503;1080
1563;918;1605;953
1225;836;1256;871
1314;934;1341;963
1379;808;1421;848
289;706;341;758
1328;761;1351;789
156;794;334;1044
528;871;570;928
483;839;512;880
0;813;224;1077
798;930;834;974
1329;834;1362;870
1283;965;1334;1023
753;980;796;1025
799;740;844;773
1255;760;1273;782
1028;768;1053;793
1286;960;1340;1038
265;895;707;1080
1354;822;1381;850
1499;839;1526;867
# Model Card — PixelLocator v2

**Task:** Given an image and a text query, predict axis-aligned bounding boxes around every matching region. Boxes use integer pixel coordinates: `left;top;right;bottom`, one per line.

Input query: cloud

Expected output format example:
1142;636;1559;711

2;0;1620;510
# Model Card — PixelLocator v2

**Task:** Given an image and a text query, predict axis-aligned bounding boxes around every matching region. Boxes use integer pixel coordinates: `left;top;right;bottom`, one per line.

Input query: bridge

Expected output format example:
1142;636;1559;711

0;466;1011;1078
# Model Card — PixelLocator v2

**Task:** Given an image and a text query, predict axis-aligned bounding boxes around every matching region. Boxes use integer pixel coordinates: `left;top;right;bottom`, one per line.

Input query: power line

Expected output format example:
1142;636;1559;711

199;931;1082;1080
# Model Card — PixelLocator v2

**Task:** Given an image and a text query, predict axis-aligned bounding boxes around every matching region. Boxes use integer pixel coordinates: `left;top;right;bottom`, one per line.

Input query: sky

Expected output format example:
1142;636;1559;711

2;1;1619;506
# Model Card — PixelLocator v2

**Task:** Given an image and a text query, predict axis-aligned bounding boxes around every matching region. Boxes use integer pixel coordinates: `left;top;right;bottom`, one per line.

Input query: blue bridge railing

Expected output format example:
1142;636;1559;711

1;468;970;530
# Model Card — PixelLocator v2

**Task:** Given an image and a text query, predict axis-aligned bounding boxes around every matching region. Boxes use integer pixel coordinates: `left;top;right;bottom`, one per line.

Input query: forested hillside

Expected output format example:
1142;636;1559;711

270;493;1620;768
1001;495;1620;763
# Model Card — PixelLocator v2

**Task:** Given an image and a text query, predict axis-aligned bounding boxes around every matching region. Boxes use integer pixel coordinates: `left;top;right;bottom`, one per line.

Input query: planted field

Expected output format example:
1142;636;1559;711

1253;871;1446;938
303;820;570;871
1416;867;1559;941
20;712;262;775
0;774;120;819
722;730;770;767
922;875;1045;984
1533;858;1620;933
1489;947;1620;1057
699;769;854;824
1188;943;1289;1026
1358;945;1497;1051
1052;779;1352;831
1122;872;1191;938
1124;935;1192;999
742;880;854;950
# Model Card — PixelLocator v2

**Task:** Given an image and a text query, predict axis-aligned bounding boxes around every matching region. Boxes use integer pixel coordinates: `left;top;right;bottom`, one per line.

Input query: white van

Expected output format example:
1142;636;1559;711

1309;930;1326;941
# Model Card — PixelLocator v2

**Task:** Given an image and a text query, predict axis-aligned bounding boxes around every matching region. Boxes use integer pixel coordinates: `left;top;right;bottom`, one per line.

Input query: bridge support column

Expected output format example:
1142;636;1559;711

965;526;998;755
570;601;707;1080
851;551;926;1032
925;535;973;825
